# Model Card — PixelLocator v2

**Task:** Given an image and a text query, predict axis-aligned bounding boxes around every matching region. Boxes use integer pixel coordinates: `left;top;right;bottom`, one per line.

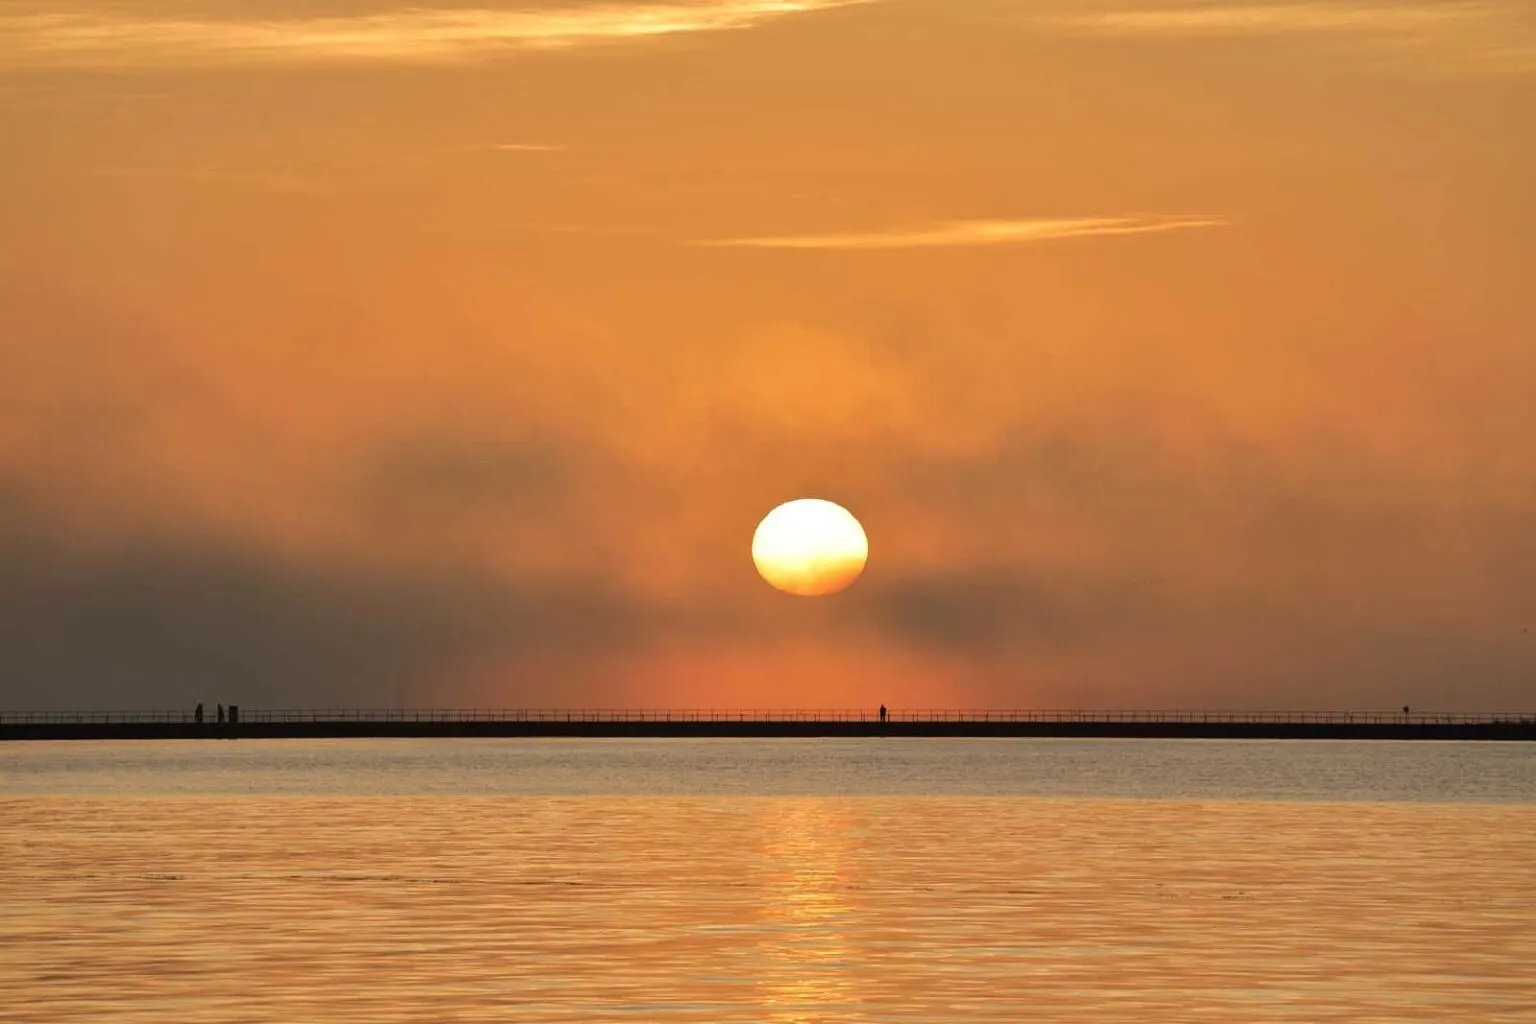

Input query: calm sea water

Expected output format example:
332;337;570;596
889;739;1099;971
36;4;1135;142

3;739;1534;1022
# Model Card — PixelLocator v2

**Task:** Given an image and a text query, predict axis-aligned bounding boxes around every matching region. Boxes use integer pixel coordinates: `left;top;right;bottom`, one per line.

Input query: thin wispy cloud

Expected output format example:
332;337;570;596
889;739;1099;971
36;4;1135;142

695;215;1227;250
464;142;569;153
1052;3;1480;37
92;166;322;194
0;1;864;68
1045;1;1536;77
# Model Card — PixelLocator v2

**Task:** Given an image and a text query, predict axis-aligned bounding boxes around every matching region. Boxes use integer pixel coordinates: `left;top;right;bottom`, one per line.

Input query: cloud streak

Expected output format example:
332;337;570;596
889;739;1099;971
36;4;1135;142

91;166;322;194
0;0;864;68
1044;1;1536;77
695;215;1227;250
463;142;569;153
1051;3;1484;37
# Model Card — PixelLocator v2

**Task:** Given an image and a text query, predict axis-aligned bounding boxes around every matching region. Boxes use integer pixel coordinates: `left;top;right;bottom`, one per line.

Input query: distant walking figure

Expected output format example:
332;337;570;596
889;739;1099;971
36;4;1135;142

194;703;204;724
217;703;225;725
879;704;888;723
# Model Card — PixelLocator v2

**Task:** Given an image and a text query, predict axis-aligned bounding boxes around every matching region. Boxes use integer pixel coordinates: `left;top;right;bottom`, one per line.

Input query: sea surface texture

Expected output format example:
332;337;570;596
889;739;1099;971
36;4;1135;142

3;738;1534;1022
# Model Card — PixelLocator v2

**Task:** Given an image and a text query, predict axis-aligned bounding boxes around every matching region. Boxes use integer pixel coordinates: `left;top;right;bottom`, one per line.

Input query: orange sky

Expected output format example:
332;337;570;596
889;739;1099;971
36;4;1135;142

2;0;1533;710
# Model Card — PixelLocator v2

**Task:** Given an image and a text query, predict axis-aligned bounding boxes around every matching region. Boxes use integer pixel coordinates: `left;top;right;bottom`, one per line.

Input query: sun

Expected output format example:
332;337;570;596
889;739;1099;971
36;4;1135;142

752;498;868;596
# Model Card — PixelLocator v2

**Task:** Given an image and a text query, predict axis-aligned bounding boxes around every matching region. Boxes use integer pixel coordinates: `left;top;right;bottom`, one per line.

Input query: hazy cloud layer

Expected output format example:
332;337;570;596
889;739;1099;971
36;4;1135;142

0;495;658;710
0;0;863;68
696;216;1226;250
5;417;1533;712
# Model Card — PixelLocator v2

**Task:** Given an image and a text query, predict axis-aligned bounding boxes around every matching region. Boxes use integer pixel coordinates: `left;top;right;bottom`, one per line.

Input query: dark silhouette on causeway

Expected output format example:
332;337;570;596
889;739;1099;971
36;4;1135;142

3;708;1534;741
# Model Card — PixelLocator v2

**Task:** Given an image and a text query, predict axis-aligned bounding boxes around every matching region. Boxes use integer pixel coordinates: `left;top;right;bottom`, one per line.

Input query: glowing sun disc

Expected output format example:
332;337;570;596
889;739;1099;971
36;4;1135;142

752;498;868;596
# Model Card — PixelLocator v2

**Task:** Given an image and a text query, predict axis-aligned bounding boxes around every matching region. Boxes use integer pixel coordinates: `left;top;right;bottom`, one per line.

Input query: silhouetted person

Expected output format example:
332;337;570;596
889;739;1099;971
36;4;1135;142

1402;705;1411;720
194;703;204;724
879;704;887;723
217;704;225;724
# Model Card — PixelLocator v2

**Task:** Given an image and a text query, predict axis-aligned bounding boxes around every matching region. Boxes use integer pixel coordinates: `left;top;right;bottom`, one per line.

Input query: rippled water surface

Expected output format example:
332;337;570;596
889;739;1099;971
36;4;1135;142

3;739;1534;1022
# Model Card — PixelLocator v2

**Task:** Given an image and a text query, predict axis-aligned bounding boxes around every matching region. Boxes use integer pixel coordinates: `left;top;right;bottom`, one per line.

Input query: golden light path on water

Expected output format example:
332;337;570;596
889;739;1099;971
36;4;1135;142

4;791;1534;1021
756;800;862;1022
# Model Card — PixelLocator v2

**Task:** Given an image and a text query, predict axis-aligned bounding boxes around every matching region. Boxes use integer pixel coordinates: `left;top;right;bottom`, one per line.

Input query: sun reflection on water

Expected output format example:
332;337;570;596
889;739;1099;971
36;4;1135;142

753;800;866;1021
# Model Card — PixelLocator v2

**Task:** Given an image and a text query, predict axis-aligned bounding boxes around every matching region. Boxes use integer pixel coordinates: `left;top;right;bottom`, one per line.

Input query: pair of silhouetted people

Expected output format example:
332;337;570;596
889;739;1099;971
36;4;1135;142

194;703;237;726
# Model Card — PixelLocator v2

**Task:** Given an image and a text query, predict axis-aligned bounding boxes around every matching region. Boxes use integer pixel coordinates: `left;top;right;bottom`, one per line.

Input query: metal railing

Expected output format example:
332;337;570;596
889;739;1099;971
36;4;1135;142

3;708;1535;726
